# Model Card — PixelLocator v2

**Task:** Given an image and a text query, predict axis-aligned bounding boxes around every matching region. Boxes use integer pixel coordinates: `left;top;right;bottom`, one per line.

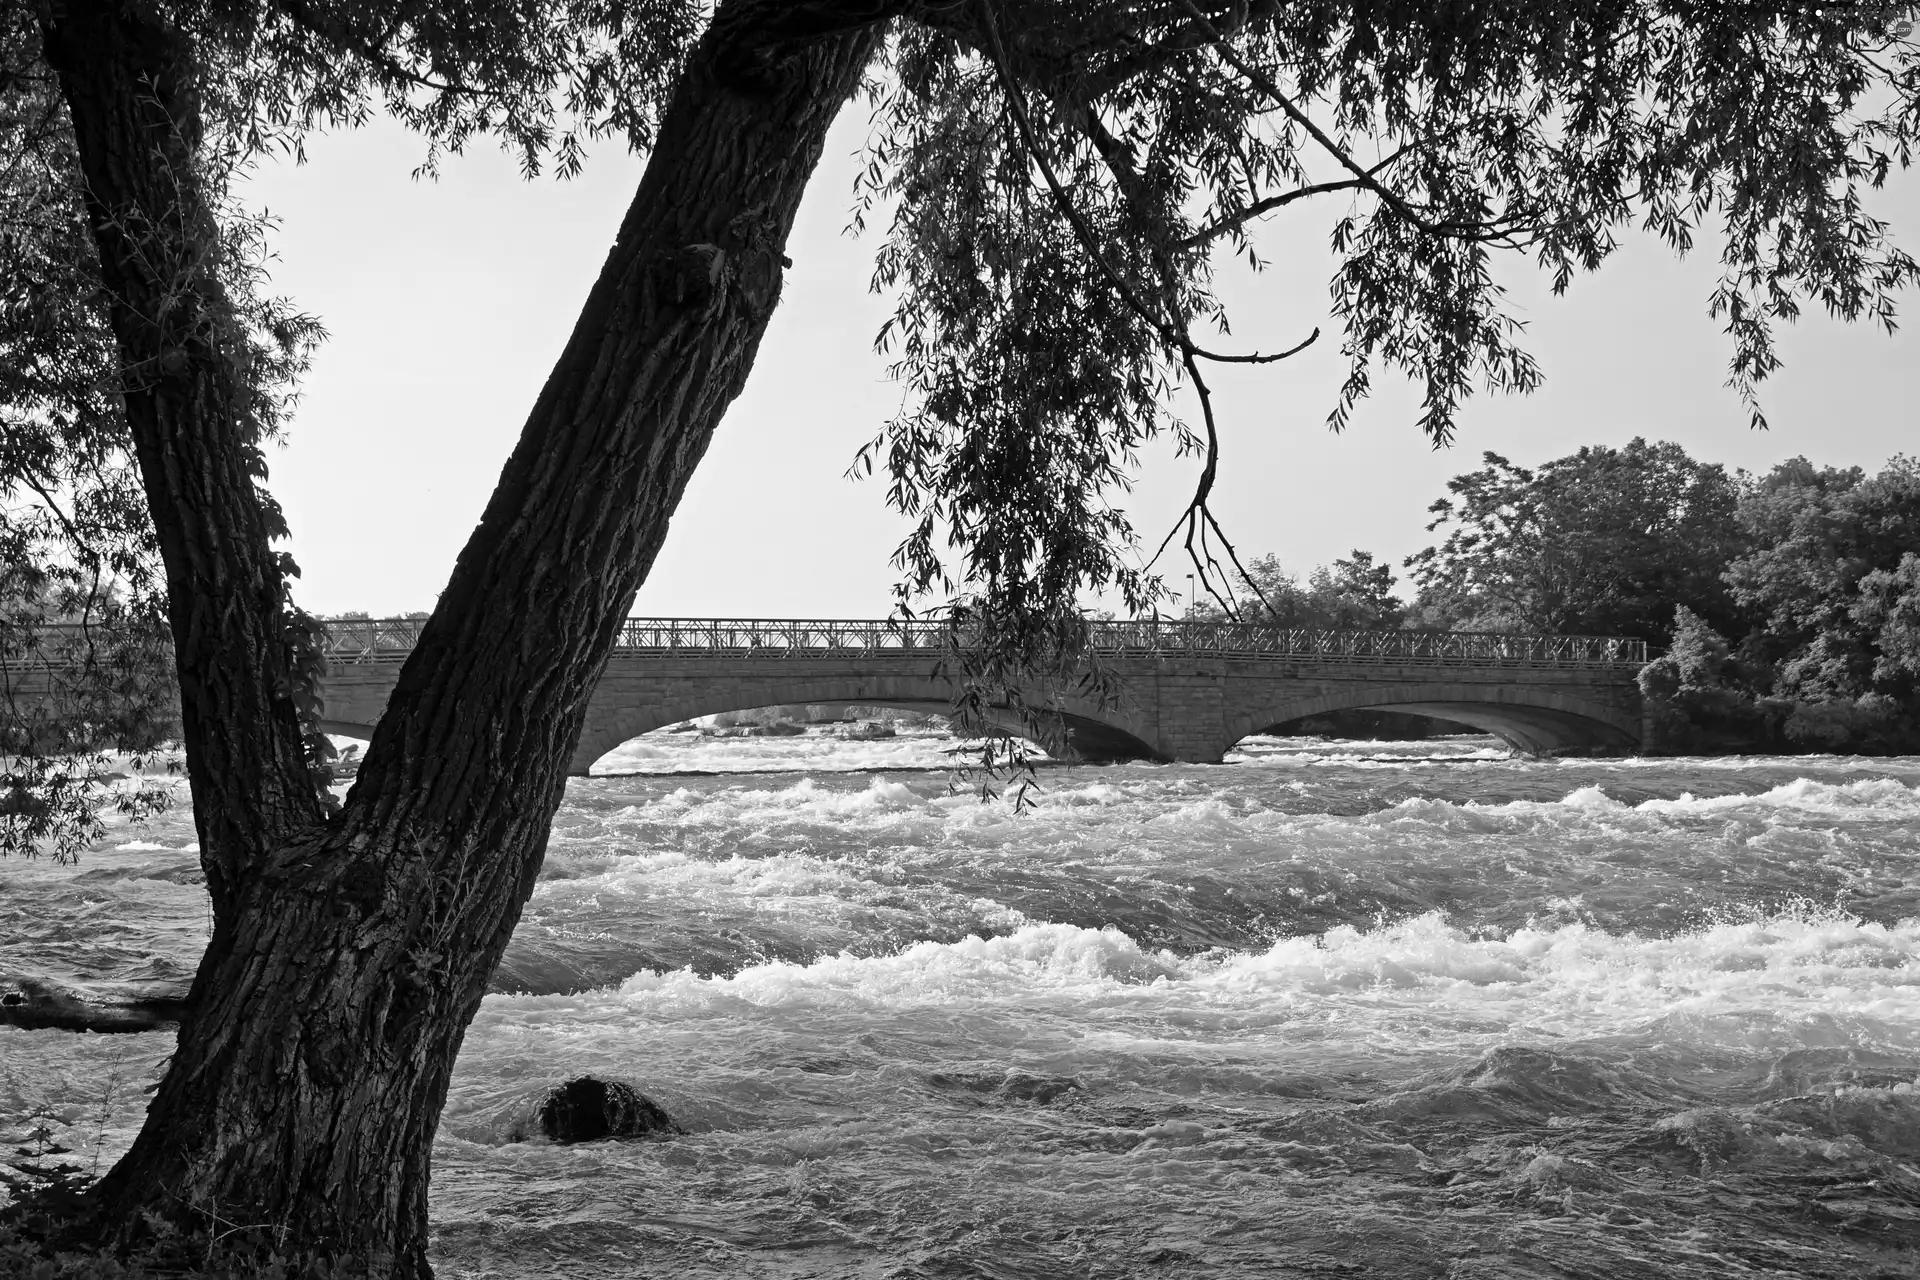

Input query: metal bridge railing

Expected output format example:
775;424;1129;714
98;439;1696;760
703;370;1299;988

6;618;1645;669
312;617;1646;668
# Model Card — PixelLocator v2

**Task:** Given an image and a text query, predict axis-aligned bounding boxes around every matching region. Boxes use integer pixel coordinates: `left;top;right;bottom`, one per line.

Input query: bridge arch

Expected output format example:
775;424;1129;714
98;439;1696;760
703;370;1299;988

568;677;1164;773
300;621;1643;768
1227;682;1640;758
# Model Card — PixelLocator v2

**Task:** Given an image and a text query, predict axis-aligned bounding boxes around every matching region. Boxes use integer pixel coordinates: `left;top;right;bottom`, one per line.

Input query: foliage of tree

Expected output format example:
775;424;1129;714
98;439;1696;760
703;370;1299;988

4;0;1917;1274
1859;553;1920;685
1723;456;1920;698
1635;604;1760;751
1;6;329;857
1398;445;1920;752
1219;549;1404;629
0;580;174;853
1628;458;1920;753
1404;439;1745;640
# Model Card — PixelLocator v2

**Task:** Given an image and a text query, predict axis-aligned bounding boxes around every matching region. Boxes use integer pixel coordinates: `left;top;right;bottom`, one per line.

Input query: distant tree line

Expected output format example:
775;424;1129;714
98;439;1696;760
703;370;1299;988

0;579;174;850
1224;439;1920;754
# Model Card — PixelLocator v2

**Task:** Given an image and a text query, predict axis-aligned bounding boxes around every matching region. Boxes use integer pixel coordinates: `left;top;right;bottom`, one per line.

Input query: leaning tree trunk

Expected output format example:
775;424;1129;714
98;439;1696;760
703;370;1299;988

36;0;328;923
39;0;888;1274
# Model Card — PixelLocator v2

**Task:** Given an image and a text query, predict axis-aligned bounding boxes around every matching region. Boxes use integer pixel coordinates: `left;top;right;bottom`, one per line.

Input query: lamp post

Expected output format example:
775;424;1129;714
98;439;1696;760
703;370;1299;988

1185;573;1195;620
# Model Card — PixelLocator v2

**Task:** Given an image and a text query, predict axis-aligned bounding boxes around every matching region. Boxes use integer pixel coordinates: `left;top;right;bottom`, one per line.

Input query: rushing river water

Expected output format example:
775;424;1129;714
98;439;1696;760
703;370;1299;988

5;730;1920;1279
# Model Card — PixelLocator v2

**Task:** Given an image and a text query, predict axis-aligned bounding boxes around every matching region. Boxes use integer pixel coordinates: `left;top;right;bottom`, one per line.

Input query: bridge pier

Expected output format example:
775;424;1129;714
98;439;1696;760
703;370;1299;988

1151;674;1231;762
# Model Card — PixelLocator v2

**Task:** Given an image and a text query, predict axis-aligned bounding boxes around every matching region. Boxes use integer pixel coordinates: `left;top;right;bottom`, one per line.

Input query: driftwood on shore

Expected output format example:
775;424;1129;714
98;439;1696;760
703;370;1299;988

0;975;189;1033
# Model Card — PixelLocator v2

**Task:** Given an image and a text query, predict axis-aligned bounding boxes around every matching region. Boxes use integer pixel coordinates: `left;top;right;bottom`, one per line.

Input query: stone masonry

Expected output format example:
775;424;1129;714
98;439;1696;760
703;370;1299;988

316;649;1644;772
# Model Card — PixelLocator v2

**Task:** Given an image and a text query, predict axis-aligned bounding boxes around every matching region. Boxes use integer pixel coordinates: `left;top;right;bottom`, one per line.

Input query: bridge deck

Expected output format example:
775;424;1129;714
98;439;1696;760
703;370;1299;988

6;618;1648;763
309;617;1647;669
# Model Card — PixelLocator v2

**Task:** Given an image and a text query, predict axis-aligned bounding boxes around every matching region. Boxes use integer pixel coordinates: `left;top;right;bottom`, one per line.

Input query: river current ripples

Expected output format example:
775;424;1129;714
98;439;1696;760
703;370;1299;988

5;731;1920;1278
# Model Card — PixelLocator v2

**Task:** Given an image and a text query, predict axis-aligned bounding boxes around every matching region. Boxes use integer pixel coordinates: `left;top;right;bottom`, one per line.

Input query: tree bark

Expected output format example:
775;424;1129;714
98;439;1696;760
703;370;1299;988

37;0;325;919
39;0;889;1274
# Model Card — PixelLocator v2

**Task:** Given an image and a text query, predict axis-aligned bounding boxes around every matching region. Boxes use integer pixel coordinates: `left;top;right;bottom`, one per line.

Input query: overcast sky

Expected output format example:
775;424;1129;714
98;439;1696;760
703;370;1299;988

239;110;1917;620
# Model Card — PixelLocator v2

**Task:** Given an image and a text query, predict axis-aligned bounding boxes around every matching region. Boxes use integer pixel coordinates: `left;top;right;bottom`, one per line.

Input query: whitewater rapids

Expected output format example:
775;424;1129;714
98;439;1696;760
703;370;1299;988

5;731;1918;1278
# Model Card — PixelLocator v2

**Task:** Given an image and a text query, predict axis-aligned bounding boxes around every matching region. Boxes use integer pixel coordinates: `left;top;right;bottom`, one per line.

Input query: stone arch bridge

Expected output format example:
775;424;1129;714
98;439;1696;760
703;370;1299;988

312;618;1648;770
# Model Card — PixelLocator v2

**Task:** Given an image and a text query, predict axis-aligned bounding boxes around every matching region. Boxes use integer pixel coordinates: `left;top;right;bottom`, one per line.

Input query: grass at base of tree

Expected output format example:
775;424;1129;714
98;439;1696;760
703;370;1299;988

1;1162;357;1280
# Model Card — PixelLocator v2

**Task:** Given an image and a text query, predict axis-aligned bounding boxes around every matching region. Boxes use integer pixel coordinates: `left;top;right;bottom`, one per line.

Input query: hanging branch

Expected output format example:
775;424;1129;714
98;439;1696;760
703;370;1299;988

1179;178;1367;248
1173;0;1535;244
976;0;1304;617
1177;137;1428;252
268;0;496;98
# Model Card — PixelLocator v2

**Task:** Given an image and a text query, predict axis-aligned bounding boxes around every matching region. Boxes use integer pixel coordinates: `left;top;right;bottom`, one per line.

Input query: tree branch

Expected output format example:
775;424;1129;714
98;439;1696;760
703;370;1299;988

1172;0;1526;242
1180;179;1366;248
1189;327;1318;363
1144;346;1275;619
937;0;1279;108
977;5;1178;344
976;0;1311;617
268;0;498;98
18;473;101;565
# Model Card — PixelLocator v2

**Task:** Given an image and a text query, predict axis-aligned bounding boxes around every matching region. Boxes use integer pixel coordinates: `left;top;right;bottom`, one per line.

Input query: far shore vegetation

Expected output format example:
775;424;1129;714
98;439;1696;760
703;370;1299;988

1217;441;1920;756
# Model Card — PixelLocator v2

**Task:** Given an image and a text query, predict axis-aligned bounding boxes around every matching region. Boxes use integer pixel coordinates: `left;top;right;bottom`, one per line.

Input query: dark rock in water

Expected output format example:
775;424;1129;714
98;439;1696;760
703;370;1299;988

537;1078;682;1143
0;975;190;1033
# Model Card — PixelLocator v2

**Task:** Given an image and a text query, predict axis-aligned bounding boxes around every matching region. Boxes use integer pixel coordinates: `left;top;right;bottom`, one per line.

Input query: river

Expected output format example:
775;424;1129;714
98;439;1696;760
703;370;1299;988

4;730;1919;1278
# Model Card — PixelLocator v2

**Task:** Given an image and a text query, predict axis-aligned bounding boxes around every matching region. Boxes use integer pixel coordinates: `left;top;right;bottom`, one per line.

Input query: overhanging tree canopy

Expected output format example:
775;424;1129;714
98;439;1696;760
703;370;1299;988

4;1;1916;1274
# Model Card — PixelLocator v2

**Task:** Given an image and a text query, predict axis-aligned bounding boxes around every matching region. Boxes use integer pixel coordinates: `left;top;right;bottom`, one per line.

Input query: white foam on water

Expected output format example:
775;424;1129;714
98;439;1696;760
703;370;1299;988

587;727;990;776
1636;775;1920;816
468;907;1920;1062
564;769;1920;861
1560;784;1625;810
11;738;1920;1279
1351;777;1920;838
1226;735;1511;767
507;763;1920;983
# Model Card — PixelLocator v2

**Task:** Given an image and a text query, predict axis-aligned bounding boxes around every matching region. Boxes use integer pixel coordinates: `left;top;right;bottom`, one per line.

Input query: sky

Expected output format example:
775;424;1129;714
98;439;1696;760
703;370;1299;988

239;111;1917;621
